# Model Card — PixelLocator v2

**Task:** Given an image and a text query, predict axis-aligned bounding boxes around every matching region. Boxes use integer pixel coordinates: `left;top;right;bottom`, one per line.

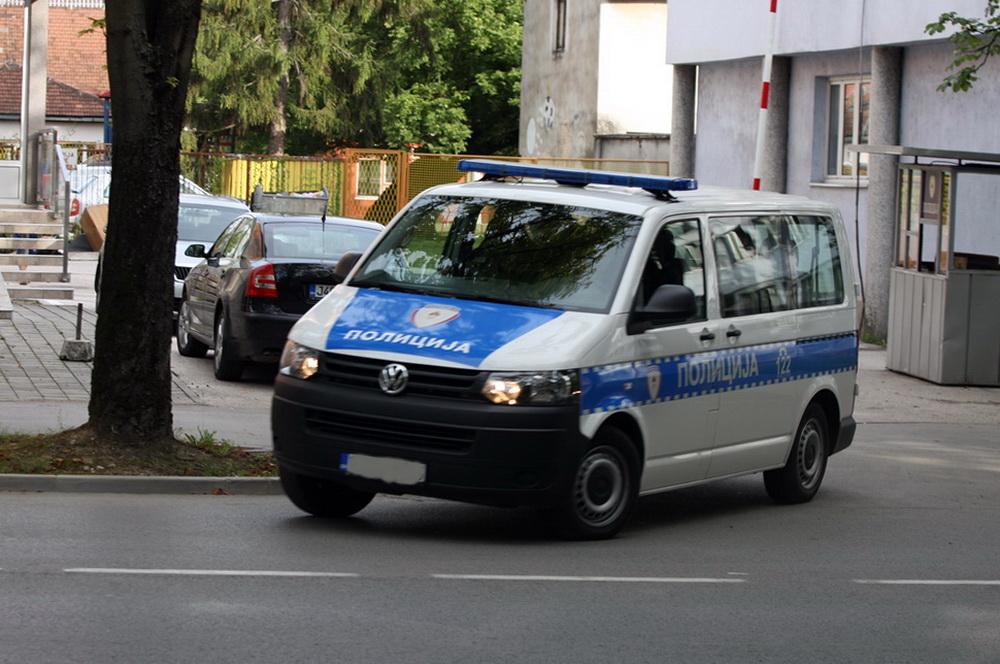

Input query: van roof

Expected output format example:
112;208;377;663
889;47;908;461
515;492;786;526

425;179;837;218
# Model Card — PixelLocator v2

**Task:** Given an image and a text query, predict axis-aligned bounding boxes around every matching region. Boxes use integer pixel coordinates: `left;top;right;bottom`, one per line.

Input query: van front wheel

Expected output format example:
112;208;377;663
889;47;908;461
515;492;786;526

549;427;639;540
279;467;375;518
764;403;829;504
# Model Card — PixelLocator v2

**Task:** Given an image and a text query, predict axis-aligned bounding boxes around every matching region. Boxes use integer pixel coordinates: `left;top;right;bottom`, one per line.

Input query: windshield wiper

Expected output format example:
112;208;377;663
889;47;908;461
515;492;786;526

349;279;438;296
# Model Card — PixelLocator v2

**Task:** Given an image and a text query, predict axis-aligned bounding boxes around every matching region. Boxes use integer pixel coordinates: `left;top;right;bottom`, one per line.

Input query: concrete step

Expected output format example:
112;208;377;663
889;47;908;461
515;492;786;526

0;254;65;267
0;237;64;251
0;222;65;235
0;208;53;223
0;281;11;320
1;268;65;283
7;284;74;300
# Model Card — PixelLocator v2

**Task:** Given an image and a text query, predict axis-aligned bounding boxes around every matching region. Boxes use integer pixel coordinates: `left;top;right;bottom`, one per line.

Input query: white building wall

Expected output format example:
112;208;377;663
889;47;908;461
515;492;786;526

0;120;103;142
596;2;671;135
667;0;989;63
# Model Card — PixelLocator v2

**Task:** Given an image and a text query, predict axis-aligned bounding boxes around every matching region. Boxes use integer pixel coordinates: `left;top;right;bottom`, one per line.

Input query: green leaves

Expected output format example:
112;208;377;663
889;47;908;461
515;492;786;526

186;0;522;154
926;0;1000;92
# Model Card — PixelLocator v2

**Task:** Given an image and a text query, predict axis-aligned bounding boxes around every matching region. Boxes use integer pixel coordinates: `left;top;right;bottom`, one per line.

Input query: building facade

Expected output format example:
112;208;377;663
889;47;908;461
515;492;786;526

666;0;1000;338
519;0;671;161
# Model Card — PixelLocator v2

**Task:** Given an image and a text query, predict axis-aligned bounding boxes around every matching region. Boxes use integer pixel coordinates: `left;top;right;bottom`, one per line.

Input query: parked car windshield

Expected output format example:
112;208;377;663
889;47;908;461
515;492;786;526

352;195;642;313
178;204;248;243
264;223;380;260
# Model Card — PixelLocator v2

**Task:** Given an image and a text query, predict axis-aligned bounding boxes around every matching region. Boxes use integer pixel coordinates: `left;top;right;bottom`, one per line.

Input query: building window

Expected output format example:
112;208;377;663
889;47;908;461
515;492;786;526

553;0;567;54
827;77;870;178
356;158;394;199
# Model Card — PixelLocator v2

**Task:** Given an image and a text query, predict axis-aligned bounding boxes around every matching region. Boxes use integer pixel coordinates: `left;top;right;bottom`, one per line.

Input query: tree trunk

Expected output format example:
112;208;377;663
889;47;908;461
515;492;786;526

89;0;203;441
268;0;291;155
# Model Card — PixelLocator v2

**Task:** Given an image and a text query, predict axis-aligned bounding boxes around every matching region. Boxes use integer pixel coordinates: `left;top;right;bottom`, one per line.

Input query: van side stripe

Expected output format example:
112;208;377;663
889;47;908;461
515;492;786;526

580;333;857;415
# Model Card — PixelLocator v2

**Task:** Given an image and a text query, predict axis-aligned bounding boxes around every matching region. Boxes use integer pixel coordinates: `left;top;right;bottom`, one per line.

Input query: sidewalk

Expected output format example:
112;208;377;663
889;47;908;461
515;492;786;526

2;252;998;454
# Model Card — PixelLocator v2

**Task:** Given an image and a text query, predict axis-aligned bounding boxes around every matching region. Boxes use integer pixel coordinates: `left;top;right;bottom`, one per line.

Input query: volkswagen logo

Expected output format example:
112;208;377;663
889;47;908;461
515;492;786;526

378;363;409;395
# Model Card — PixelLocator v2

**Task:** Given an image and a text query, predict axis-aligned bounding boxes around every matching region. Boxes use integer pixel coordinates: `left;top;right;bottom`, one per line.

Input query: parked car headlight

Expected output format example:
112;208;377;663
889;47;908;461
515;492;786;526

279;341;320;380
481;370;578;406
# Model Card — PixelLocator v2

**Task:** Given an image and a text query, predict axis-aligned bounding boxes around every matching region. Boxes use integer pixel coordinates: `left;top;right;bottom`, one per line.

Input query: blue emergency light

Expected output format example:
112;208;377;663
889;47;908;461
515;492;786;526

457;159;697;199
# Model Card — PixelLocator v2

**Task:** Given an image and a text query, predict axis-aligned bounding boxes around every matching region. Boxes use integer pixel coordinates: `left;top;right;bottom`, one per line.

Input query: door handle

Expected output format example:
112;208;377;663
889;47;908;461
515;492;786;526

699;329;716;341
726;326;742;338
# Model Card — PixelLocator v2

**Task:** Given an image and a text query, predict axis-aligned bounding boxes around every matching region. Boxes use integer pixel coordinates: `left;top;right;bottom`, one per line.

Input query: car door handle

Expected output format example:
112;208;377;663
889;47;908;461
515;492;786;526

699;329;716;341
726;327;742;338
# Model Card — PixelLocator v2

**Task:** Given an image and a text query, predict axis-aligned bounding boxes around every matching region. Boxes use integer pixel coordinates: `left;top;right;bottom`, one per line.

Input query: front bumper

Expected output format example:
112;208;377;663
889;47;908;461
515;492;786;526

272;374;587;507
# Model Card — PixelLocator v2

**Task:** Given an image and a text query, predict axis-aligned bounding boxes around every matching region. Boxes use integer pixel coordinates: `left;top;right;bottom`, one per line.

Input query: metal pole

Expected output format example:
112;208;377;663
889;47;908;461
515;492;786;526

75;302;83;341
19;0;33;203
61;179;70;282
751;0;779;191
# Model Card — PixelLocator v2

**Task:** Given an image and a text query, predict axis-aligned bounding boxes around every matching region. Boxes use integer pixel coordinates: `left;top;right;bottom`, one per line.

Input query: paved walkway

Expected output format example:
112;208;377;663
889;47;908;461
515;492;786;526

0;302;200;404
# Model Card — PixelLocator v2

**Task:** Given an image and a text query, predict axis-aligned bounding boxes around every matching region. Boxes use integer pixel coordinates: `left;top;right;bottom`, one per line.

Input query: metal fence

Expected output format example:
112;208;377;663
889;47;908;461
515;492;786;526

0;140;669;226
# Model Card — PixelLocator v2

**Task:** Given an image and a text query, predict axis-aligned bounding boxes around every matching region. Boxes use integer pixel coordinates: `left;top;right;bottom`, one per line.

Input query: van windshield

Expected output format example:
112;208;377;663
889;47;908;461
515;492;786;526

352;195;642;313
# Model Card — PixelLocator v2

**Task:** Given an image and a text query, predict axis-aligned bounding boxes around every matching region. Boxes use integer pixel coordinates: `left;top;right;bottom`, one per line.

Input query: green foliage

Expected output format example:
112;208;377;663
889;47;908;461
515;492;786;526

926;0;1000;92
384;83;471;153
187;0;522;154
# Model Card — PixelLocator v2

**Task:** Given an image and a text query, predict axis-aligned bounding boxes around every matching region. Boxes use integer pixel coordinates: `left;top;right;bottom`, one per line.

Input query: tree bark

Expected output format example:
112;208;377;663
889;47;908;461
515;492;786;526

268;0;291;155
89;0;203;441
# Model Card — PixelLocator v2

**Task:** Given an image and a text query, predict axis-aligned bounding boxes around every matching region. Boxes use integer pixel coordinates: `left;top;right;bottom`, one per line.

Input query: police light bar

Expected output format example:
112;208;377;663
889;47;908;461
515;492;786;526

457;159;697;198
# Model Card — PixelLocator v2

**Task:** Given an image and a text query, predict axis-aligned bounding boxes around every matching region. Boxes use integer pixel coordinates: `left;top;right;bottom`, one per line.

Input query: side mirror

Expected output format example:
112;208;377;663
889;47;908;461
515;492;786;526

334;251;362;283
627;284;697;334
185;244;206;258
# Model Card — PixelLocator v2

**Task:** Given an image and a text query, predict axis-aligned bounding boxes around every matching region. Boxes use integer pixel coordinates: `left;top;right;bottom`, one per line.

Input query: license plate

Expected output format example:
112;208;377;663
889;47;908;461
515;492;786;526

339;453;426;486
309;283;334;299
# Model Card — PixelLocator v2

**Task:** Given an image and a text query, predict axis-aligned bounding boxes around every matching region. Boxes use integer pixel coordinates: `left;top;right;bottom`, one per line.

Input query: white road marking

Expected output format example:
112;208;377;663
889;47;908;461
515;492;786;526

431;574;745;584
64;568;359;578
853;579;1000;586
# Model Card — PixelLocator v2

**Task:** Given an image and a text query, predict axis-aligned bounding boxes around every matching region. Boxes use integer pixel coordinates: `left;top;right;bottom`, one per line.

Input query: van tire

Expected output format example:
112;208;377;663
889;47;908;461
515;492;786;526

548;426;639;540
764;403;829;504
279;467;376;518
213;311;243;381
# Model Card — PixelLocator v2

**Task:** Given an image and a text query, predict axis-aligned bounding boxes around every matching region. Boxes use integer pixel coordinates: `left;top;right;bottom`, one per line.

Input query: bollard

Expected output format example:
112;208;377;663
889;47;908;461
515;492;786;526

60;302;94;362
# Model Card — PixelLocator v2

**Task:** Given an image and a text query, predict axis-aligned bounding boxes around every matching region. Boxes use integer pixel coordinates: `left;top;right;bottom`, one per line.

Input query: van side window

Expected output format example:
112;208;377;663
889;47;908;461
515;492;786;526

711;216;793;317
639;219;705;321
787;216;844;308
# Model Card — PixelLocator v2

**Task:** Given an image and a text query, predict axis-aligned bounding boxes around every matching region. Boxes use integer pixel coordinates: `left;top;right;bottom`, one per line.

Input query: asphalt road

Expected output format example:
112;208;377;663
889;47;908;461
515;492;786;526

1;422;998;663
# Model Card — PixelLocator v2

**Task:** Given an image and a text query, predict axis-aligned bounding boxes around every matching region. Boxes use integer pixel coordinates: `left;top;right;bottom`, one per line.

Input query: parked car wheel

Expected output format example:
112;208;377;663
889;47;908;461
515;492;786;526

176;299;208;358
279;466;376;517
213;310;244;381
764;403;829;504
547;426;639;540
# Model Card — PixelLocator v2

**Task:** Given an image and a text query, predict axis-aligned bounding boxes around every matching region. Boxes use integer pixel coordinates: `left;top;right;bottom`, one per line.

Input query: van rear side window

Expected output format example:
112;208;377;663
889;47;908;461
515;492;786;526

711;215;844;317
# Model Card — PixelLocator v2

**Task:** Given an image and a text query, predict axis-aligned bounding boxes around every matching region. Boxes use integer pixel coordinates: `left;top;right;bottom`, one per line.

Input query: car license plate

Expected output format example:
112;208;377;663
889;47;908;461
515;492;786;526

309;283;334;299
339;453;426;486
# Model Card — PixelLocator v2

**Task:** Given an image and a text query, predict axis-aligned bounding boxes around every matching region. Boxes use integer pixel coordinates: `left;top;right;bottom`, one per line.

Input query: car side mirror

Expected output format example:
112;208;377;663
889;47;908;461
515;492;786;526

627;284;697;334
334;251;362;283
185;244;206;258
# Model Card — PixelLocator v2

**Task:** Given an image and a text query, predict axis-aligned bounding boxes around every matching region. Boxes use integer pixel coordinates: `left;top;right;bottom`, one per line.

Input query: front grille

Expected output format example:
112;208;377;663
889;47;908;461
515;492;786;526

319;352;484;399
304;408;476;451
174;266;192;280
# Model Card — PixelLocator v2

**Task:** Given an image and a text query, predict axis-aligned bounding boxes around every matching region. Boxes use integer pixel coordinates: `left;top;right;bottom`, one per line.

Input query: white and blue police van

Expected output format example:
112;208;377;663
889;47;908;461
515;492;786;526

272;160;859;539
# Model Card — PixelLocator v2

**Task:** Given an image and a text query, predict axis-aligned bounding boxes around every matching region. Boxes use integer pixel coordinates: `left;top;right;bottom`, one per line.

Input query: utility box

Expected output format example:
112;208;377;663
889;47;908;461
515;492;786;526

871;146;1000;386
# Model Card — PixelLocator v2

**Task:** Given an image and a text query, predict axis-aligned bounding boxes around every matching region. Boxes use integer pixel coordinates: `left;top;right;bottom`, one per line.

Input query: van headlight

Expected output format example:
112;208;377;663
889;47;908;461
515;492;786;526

481;370;578;406
279;341;320;380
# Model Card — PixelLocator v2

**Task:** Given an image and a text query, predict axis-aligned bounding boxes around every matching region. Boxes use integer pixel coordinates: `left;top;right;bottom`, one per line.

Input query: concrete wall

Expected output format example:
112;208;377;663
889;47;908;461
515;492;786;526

667;0;988;64
596;2;671;135
520;0;602;157
594;134;670;163
0;119;103;142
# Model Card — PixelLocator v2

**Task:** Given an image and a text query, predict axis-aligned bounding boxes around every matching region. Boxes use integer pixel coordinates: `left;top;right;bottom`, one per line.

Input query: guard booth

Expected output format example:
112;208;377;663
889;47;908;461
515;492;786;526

867;145;1000;386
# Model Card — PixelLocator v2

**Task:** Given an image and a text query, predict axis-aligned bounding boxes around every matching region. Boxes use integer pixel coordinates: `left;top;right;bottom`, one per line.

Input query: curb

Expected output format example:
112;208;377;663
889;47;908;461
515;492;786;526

0;474;282;495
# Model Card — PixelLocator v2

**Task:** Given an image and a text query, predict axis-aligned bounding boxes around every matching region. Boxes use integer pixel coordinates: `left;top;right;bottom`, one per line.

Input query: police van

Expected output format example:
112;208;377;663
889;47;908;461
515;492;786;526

272;160;858;539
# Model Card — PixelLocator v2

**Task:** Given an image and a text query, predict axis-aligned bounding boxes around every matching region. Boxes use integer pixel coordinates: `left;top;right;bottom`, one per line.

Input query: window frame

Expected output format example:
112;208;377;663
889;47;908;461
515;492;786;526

826;76;871;182
553;0;568;55
355;158;394;200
